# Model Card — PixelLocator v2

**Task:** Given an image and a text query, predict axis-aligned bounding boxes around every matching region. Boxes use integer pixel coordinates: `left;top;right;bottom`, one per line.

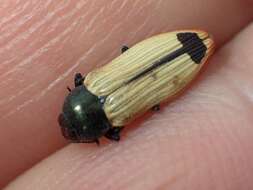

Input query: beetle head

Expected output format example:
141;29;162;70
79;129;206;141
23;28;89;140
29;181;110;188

58;86;111;143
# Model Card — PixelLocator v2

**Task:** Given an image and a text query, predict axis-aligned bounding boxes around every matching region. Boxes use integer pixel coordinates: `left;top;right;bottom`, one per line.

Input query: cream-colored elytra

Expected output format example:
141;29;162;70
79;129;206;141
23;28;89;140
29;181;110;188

84;30;214;126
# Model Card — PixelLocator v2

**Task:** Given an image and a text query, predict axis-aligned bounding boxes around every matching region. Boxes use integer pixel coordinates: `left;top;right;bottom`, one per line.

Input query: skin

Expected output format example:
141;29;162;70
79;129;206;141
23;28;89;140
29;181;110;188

0;0;253;189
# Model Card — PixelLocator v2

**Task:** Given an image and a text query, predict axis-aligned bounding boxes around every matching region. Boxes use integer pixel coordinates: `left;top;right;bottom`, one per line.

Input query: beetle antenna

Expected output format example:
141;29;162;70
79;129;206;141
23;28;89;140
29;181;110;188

67;86;72;92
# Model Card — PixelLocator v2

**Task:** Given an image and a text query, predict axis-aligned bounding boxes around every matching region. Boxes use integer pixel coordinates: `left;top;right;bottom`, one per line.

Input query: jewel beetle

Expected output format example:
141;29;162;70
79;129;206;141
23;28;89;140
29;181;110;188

58;30;215;144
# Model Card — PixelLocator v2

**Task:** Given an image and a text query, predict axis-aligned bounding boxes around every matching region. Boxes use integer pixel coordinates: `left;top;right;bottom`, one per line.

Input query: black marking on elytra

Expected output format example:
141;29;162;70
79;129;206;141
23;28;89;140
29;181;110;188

126;32;208;84
177;33;207;64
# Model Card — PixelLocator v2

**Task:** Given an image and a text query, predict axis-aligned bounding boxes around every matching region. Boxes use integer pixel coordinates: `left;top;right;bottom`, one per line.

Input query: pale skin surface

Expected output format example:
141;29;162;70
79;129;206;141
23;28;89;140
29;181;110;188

0;0;253;189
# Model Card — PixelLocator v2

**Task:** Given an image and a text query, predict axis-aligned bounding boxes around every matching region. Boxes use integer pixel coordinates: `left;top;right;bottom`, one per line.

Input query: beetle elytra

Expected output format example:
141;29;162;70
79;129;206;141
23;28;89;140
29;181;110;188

58;30;215;144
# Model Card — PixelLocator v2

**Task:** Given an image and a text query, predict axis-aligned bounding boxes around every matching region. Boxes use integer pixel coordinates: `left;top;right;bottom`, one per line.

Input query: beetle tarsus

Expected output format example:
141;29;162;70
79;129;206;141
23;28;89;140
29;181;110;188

121;45;129;53
105;127;124;141
74;73;85;87
95;139;100;146
151;104;160;111
99;96;107;104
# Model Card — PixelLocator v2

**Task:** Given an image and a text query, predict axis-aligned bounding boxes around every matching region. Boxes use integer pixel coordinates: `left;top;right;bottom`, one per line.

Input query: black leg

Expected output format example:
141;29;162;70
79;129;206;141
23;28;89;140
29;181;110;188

67;86;72;92
105;127;124;141
94;139;100;146
151;104;160;111
121;45;129;53
99;96;107;104
74;73;85;87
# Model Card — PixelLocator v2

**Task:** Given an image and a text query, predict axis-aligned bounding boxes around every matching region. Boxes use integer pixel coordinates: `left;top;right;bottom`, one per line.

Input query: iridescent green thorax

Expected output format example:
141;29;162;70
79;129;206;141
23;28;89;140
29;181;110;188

58;85;111;143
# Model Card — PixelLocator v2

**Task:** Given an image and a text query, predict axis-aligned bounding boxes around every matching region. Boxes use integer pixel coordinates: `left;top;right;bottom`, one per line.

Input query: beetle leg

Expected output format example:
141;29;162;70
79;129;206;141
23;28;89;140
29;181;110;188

94;139;100;146
151;104;160;111
105;127;124;141
121;45;129;53
99;96;107;105
74;73;85;87
67;86;72;92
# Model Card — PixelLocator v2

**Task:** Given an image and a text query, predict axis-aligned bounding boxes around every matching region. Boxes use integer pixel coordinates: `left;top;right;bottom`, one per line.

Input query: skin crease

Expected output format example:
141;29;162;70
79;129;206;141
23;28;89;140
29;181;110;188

0;0;252;189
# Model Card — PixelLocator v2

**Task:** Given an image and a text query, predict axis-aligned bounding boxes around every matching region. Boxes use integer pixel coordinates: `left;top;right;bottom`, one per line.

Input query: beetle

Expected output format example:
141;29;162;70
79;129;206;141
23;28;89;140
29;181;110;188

58;30;215;144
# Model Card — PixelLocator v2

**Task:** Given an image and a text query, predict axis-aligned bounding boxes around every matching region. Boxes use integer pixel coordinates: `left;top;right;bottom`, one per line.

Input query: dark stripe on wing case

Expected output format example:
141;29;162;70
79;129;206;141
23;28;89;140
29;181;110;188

126;32;208;84
177;32;207;64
